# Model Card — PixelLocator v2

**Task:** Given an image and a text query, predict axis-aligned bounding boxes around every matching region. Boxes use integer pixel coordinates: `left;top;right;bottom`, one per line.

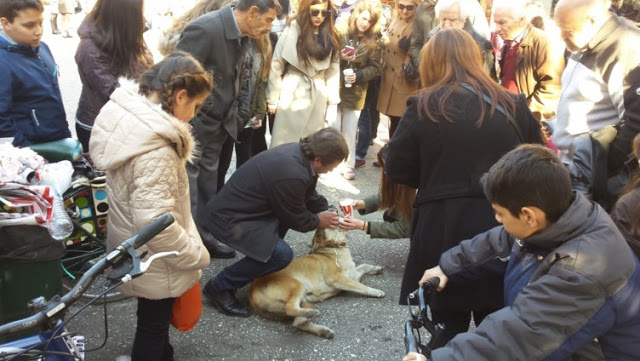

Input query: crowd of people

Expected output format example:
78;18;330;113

2;0;640;359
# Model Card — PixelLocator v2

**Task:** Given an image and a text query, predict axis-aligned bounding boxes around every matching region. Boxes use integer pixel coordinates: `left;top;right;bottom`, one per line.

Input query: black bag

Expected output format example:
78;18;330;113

74;0;82;14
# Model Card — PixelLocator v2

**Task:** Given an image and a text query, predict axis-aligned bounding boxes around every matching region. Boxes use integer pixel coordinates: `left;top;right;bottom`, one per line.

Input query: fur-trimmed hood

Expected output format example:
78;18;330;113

89;78;195;171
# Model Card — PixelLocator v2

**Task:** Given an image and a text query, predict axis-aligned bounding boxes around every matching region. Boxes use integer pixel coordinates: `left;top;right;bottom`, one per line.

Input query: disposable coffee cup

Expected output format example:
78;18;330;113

339;198;354;217
343;69;354;88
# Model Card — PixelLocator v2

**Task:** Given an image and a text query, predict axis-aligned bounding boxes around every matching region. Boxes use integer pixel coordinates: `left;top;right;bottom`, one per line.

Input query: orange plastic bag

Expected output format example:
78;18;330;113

170;281;202;332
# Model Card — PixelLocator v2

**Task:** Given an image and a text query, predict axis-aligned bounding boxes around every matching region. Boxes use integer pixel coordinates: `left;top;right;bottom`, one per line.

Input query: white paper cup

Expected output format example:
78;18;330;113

343;69;354;88
339;198;354;217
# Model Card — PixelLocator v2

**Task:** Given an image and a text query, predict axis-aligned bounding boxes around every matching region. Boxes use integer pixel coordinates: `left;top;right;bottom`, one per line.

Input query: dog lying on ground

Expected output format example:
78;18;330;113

248;227;385;339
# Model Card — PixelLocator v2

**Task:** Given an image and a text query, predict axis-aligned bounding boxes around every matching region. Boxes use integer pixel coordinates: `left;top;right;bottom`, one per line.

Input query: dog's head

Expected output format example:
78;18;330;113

311;227;347;253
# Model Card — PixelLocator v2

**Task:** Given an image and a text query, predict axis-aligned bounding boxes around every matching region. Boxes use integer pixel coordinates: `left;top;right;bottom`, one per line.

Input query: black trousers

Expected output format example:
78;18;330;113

131;297;176;361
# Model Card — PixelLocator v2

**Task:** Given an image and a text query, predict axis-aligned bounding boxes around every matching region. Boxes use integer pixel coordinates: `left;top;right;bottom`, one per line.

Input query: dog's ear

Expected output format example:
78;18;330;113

311;227;328;252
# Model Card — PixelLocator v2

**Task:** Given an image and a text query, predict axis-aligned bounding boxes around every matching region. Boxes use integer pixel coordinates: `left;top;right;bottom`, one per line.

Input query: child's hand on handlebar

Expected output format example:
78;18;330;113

403;352;427;361
419;266;448;291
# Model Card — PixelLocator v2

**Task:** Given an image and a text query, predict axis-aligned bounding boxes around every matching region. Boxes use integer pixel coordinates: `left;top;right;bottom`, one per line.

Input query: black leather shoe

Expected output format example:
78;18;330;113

203;282;252;317
206;244;236;259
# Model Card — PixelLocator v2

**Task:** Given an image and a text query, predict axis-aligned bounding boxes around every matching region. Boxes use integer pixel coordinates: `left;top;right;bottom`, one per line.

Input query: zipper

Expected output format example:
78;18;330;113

31;109;40;126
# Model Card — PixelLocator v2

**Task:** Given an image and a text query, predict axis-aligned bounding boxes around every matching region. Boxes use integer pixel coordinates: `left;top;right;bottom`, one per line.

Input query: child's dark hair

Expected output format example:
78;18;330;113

138;52;213;115
484;144;573;223
0;0;43;22
300;128;348;166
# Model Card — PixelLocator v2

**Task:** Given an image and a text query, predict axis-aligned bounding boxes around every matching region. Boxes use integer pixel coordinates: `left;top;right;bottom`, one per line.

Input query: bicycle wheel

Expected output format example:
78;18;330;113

61;235;130;304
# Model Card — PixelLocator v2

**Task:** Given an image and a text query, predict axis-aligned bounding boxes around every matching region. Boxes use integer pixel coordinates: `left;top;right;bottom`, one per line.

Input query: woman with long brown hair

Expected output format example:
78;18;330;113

74;0;153;151
340;145;416;239
386;28;543;347
267;0;342;147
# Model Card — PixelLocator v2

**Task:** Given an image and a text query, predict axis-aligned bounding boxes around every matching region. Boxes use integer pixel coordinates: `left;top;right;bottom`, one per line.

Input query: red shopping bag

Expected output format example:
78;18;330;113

170;281;202;332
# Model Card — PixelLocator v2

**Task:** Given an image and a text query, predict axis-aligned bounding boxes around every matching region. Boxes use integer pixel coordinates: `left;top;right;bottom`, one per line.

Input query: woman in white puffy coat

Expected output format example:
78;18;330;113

89;52;212;361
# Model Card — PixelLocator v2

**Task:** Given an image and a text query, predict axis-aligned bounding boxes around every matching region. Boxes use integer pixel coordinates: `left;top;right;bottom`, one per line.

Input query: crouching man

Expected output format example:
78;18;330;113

405;144;640;361
199;128;348;317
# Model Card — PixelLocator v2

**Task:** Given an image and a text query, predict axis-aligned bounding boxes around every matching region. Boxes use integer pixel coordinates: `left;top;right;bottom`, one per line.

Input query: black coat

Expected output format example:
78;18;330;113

175;5;250;141
198;143;329;262
386;88;543;309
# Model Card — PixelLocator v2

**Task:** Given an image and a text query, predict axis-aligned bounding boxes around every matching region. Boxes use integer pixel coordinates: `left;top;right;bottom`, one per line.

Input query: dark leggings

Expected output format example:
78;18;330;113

131;297;176;361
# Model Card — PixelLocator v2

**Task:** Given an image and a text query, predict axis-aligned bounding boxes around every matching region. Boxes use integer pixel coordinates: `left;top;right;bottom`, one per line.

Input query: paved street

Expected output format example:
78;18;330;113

43;9;414;361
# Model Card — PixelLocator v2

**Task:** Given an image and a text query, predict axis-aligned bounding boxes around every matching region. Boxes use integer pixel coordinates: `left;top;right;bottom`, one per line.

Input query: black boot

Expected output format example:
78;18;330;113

203;282;252;317
50;14;61;35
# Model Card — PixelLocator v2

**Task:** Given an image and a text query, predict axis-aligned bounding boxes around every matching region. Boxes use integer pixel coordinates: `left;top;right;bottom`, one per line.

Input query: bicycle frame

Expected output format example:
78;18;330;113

0;213;176;361
403;278;447;358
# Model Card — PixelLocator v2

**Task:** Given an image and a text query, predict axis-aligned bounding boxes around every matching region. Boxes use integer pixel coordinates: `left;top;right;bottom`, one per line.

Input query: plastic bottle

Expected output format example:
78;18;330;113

46;196;74;240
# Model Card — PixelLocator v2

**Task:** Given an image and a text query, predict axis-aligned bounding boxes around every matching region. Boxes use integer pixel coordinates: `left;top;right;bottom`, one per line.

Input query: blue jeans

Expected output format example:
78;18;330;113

356;106;371;160
210;238;294;291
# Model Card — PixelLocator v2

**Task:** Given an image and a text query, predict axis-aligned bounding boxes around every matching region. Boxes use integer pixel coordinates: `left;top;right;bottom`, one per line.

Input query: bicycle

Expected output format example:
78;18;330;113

0;212;177;361
403;277;447;359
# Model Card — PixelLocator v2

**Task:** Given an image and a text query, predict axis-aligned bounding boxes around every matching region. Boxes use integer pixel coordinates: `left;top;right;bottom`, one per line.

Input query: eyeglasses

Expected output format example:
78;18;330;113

310;9;332;17
397;4;415;11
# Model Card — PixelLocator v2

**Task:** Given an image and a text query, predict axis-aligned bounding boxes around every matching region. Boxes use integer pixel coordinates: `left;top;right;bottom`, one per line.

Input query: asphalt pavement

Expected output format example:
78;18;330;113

46;10;413;361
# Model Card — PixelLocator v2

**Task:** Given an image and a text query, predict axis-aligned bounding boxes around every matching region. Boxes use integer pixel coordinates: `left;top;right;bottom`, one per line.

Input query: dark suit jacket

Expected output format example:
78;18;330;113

176;5;250;140
198;143;329;262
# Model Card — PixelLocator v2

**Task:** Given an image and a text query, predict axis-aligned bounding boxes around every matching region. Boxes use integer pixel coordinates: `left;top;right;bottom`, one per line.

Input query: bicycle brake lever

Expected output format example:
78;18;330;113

139;251;179;273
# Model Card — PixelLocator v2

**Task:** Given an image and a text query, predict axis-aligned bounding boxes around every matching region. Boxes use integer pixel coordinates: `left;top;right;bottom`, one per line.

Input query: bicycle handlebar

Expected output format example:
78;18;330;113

0;213;175;337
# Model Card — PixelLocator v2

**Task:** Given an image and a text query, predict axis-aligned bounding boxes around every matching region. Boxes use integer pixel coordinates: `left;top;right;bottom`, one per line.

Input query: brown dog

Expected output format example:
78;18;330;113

248;227;385;339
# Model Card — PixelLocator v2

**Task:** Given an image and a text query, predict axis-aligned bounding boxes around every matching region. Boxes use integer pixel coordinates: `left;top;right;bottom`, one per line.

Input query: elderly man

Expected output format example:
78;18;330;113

199;128;346;317
425;0;494;77
552;0;640;209
492;0;564;121
409;0;489;67
176;0;280;259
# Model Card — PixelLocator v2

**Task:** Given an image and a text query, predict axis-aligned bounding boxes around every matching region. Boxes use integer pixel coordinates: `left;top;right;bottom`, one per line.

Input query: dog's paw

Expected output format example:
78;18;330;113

304;309;320;318
370;289;385;298
371;266;383;274
318;327;335;339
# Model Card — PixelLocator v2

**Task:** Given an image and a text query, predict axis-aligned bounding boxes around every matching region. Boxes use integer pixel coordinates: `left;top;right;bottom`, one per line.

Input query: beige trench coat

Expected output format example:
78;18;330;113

377;17;420;118
267;21;341;147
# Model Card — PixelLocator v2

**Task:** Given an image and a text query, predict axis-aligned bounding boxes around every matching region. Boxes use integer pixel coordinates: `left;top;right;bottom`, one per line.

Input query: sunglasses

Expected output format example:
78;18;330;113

397;4;415;11
310;9;332;17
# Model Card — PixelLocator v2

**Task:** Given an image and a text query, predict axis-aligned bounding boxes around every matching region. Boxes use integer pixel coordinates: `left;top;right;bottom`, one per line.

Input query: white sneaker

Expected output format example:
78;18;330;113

115;356;131;361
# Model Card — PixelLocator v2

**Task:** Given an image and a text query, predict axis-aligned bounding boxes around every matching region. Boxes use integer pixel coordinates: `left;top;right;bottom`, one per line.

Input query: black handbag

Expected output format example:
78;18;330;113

402;61;419;82
74;0;82;14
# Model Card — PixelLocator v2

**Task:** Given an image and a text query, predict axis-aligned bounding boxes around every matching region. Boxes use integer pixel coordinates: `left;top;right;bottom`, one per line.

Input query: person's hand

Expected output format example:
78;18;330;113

250;116;263;129
403;352;427;361
418;266;448;291
344;73;357;84
338;216;364;231
352;199;366;210
317;210;339;229
340;48;356;61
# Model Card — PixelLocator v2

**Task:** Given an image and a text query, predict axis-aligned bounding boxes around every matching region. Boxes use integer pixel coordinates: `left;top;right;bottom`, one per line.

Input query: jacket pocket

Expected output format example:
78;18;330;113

30;109;41;127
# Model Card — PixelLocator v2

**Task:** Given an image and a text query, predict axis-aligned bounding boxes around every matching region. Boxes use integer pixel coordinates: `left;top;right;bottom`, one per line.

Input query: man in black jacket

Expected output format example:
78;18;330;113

199;128;348;317
176;0;279;259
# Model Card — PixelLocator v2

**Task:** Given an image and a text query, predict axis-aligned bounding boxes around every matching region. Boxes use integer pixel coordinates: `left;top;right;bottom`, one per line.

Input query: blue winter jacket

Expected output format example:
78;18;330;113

0;34;70;146
433;192;640;360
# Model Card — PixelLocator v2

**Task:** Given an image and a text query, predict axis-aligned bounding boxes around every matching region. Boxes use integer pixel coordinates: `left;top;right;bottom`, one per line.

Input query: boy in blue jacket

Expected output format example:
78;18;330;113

0;0;70;147
405;144;640;361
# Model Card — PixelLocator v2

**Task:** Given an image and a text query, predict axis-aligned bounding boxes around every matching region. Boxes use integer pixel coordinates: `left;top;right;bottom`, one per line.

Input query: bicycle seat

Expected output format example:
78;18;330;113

28;138;83;162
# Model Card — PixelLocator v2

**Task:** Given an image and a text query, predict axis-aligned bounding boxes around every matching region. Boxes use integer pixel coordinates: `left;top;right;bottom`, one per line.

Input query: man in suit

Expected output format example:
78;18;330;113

176;0;279;259
198;128;346;317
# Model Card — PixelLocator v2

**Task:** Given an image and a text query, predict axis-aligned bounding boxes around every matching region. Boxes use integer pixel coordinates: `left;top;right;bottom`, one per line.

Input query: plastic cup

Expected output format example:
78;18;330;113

343;69;354;88
339;198;354;217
